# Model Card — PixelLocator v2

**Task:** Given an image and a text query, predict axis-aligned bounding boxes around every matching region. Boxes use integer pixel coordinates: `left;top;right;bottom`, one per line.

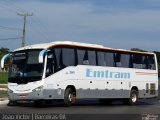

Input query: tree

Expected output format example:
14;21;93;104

130;48;147;52
153;51;160;76
0;47;9;59
153;51;160;64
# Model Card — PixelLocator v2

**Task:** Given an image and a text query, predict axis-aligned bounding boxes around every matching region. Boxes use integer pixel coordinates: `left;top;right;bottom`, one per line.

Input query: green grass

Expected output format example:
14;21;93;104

0;90;7;98
0;72;8;84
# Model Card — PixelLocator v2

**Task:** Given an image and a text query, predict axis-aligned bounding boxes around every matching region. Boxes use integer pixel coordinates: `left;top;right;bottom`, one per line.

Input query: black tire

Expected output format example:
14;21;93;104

99;99;112;105
128;90;138;105
64;88;76;107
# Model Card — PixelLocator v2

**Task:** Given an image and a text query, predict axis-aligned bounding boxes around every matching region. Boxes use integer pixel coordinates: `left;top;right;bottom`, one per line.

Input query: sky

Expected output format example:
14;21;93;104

0;0;160;51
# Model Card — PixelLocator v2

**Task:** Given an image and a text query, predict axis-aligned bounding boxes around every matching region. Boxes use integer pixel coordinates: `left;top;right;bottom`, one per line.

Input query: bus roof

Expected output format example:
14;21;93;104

14;41;154;55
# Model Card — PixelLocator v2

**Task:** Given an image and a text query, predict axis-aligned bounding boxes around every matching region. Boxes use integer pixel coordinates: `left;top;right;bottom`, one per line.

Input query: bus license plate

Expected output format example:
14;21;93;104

19;94;27;99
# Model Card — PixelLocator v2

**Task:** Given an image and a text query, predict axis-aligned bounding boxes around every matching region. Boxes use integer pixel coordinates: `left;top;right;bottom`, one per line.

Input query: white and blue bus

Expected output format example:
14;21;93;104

1;41;158;106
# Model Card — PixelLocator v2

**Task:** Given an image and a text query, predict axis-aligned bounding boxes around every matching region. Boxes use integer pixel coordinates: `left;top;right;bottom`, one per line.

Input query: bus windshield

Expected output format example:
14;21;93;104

8;49;44;84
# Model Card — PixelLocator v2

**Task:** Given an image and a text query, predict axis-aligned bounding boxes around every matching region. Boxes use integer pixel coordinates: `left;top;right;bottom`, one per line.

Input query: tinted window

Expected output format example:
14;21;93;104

115;52;121;67
88;50;96;65
114;52;130;68
54;48;62;69
148;55;156;70
97;51;115;67
77;49;86;64
120;53;130;68
97;51;105;66
62;48;75;66
133;54;147;69
105;52;114;67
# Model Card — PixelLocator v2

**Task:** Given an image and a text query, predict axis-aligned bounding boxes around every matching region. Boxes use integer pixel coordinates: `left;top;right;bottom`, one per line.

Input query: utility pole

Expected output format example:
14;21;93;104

18;13;33;47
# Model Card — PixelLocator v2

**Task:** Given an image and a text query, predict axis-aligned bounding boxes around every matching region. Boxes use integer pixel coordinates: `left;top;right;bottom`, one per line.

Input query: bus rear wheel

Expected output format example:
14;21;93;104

128;90;138;105
64;88;76;106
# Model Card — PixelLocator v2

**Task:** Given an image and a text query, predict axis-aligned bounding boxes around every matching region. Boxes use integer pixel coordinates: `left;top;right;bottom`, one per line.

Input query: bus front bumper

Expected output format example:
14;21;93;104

8;89;64;101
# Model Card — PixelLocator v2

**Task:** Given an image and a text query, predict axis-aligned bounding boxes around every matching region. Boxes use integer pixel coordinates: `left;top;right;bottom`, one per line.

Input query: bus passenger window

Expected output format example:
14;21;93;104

142;56;148;69
105;52;114;67
62;48;75;66
77;49;86;65
88;50;96;65
97;51;105;66
132;54;148;69
148;55;156;70
121;53;130;68
114;52;121;67
77;49;90;65
55;48;62;69
83;51;89;65
133;54;143;69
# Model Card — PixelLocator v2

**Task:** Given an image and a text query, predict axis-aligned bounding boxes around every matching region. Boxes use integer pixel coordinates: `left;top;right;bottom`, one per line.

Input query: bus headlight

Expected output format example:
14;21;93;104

32;86;43;92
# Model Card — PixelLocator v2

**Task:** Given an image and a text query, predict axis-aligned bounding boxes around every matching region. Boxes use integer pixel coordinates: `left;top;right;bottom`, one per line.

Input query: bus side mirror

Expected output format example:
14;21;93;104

1;54;9;69
39;50;46;63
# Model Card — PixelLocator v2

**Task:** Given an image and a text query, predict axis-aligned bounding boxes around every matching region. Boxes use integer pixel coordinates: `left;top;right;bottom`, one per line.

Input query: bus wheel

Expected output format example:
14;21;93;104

128;90;138;105
64;88;76;106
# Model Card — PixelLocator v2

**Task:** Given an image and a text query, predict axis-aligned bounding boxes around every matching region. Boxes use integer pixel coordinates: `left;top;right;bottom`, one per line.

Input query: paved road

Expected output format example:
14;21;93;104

0;86;160;120
0;98;160;120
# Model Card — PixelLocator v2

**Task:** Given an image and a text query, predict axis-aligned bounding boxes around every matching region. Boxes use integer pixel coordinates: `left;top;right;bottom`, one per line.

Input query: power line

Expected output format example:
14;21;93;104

0;37;22;41
0;25;22;31
0;0;19;14
0;0;27;14
29;16;51;41
4;0;28;13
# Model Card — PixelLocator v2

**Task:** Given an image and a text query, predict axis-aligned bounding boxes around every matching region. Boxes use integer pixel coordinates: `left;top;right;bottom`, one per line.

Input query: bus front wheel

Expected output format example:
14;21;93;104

64;88;76;106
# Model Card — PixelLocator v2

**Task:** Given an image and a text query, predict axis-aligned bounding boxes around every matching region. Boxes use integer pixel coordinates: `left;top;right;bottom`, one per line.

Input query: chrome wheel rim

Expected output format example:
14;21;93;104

131;93;137;103
68;93;73;102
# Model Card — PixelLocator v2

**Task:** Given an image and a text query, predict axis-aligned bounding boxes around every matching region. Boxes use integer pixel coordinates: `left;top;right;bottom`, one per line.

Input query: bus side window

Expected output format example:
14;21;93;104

88;50;96;65
83;50;89;65
142;56;148;69
121;53;130;68
148;55;156;70
105;51;114;67
77;49;86;65
97;51;106;66
129;54;133;68
114;52;121;67
133;54;142;69
62;48;75;66
132;54;148;69
54;48;62;70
